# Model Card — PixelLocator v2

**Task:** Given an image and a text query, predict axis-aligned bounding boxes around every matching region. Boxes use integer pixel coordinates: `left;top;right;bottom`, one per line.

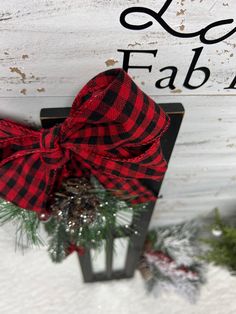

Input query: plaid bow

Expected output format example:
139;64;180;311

0;69;170;213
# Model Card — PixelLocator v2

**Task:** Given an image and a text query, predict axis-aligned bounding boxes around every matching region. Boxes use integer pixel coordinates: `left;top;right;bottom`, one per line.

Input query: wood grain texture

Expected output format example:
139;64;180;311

0;0;235;97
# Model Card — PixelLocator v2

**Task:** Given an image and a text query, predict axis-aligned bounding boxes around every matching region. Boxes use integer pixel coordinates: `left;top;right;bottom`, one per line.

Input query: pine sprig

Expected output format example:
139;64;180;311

201;208;236;274
0;177;148;263
48;221;70;263
45;189;147;261
0;199;43;249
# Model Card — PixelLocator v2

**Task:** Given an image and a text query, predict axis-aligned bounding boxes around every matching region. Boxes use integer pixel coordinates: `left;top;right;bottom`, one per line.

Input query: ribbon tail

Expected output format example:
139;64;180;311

94;172;156;203
0;119;38;139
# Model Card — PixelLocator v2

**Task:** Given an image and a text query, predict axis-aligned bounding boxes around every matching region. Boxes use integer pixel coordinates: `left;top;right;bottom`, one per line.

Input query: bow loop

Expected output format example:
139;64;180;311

0;68;170;212
40;125;70;169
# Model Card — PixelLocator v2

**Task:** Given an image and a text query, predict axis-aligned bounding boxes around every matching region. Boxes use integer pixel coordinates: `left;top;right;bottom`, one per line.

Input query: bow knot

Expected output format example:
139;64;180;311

0;68;170;212
40;125;70;169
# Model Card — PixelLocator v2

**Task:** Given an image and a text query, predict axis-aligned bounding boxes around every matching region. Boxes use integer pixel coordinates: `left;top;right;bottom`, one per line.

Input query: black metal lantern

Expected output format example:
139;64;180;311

41;103;184;282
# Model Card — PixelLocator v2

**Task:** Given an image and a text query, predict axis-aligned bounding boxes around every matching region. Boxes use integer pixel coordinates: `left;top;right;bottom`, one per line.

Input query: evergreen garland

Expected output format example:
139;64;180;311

0;178;147;263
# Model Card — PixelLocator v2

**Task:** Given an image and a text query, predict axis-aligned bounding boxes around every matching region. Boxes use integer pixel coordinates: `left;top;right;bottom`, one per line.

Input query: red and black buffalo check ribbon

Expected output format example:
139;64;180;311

0;68;170;213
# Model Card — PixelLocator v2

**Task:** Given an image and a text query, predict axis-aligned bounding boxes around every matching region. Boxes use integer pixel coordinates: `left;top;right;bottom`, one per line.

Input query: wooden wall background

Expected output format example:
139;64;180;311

0;0;236;225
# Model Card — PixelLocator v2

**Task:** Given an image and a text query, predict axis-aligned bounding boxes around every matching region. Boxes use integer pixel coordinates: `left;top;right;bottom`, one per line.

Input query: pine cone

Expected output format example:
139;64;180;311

50;177;99;231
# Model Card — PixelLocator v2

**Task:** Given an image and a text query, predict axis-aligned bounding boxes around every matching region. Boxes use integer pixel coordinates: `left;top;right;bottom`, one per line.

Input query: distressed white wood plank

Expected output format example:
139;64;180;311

151;196;236;226
152;94;236;225
0;96;73;127
0;0;235;97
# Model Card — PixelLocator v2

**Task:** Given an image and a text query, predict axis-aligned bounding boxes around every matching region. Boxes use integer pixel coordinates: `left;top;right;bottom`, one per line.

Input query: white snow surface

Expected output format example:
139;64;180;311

1;226;236;314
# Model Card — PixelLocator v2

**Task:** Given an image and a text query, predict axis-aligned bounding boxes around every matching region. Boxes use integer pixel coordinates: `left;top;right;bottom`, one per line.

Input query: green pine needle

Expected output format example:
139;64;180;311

44;189;148;262
48;221;70;263
0;199;43;249
0;179;149;263
201;208;236;273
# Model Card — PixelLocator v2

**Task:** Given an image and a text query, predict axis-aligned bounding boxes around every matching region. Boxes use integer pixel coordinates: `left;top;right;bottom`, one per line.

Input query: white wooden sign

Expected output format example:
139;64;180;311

0;0;236;224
